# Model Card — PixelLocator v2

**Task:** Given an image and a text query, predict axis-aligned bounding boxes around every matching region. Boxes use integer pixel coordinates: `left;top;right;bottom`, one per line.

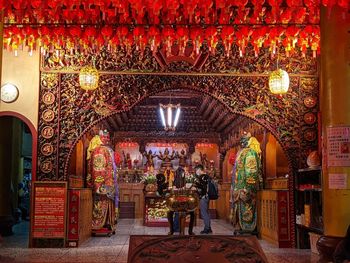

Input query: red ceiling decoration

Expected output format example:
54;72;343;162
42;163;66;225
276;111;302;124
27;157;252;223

0;0;348;57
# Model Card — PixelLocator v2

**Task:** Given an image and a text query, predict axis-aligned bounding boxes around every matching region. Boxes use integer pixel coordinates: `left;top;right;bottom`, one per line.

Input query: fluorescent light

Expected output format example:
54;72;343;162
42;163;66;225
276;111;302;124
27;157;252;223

167;106;172;127
159;106;166;127
174;107;180;127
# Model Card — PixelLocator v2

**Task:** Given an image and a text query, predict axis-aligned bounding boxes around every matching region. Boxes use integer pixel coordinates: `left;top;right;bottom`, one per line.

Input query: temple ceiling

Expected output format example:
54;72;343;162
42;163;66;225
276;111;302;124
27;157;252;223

103;89;240;136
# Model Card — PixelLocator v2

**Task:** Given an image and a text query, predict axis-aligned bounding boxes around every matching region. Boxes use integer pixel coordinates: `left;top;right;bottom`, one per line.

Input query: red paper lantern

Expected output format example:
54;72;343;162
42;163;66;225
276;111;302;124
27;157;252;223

220;26;234;56
280;9;293;24
236;26;251;56
337;0;349;10
176;26;189;55
148;26;160;51
116;26;129;38
101;26;114;38
205;26;218;54
31;0;42;9
162;26;175;55
84;27;97;39
251;27;267;56
69;26;82;38
190;27;203;55
47;0;61;9
294;7;307;24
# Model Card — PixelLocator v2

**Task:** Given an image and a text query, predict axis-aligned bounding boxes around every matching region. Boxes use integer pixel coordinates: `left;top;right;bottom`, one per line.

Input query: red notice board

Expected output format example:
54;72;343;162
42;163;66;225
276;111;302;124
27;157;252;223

31;182;67;247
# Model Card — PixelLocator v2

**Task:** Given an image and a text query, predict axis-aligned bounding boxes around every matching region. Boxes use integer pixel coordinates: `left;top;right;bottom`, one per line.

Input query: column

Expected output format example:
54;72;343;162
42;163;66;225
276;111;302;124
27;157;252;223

320;6;350;237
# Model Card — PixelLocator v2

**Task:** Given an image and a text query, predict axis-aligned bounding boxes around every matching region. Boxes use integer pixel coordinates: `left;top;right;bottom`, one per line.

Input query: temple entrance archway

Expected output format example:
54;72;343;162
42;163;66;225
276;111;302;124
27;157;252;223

66;87;292;245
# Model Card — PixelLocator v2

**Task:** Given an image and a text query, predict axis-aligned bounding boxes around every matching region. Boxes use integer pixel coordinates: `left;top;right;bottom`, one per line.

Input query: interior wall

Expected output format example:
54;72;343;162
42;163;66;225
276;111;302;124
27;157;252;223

0;117;22;219
0;49;40;129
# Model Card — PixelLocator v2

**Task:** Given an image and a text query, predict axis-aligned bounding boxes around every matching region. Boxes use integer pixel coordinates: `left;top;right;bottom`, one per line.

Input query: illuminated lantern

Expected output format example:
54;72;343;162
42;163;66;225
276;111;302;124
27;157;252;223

269;69;290;94
79;66;99;91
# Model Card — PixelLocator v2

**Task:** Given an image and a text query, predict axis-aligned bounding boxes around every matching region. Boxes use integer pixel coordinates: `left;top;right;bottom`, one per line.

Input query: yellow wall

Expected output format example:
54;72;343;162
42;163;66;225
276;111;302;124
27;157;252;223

320;6;350;237
0;49;40;129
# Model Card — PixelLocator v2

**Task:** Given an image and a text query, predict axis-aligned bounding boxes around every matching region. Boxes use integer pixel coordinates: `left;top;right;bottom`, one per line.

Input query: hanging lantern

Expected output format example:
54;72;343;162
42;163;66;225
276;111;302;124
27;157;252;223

79;66;99;91
268;69;290;94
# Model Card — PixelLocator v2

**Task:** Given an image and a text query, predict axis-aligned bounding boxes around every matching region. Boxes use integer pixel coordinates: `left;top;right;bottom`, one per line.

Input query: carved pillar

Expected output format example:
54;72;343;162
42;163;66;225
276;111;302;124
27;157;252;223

317;7;350;261
320;6;350;237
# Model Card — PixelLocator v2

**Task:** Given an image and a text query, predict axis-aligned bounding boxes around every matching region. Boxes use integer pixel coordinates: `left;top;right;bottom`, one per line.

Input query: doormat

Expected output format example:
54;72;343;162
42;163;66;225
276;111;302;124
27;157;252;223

128;235;268;263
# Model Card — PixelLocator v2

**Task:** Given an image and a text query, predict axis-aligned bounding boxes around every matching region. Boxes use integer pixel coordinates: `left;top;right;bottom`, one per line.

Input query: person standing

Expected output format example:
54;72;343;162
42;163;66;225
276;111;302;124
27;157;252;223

194;165;212;234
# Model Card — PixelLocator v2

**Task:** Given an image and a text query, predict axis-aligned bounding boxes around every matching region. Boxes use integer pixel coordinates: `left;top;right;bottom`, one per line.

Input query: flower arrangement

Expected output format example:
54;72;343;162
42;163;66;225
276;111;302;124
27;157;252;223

141;173;157;185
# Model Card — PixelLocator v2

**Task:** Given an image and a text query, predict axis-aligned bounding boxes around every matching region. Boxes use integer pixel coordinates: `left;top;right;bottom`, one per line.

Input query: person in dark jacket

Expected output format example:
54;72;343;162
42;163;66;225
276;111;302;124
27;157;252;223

333;225;350;263
194;165;212;234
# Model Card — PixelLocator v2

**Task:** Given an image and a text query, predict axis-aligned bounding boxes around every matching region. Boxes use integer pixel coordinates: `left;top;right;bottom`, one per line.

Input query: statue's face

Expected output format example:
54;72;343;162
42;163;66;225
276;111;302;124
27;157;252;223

100;136;110;145
181;149;185;154
240;136;249;148
148;150;152;154
164;148;169;154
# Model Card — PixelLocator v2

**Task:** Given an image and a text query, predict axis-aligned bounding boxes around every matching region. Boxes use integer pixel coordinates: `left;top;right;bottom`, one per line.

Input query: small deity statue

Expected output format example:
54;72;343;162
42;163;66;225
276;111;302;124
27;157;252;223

157;148;176;169
143;150;156;169
122;151;132;169
164;167;175;188
176;149;189;168
200;152;209;170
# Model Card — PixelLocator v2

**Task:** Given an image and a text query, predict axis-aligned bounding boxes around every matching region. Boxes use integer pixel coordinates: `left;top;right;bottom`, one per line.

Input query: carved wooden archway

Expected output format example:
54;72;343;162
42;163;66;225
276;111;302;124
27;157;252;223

36;44;319;247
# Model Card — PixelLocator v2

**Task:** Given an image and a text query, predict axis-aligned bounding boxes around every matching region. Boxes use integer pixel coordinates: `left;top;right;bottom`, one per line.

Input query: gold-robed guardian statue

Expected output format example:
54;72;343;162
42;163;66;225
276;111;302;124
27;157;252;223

87;130;119;236
230;132;263;235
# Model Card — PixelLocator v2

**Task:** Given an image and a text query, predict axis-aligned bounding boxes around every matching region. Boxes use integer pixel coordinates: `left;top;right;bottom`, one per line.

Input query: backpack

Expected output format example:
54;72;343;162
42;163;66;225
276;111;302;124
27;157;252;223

207;178;219;200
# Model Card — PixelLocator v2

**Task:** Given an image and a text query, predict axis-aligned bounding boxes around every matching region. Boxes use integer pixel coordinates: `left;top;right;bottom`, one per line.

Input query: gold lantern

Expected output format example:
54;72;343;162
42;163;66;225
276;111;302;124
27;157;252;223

79;66;99;91
268;68;290;94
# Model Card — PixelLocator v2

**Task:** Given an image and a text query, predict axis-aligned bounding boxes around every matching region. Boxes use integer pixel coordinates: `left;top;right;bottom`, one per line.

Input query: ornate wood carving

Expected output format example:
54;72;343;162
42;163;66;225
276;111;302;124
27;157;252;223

38;43;319;248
